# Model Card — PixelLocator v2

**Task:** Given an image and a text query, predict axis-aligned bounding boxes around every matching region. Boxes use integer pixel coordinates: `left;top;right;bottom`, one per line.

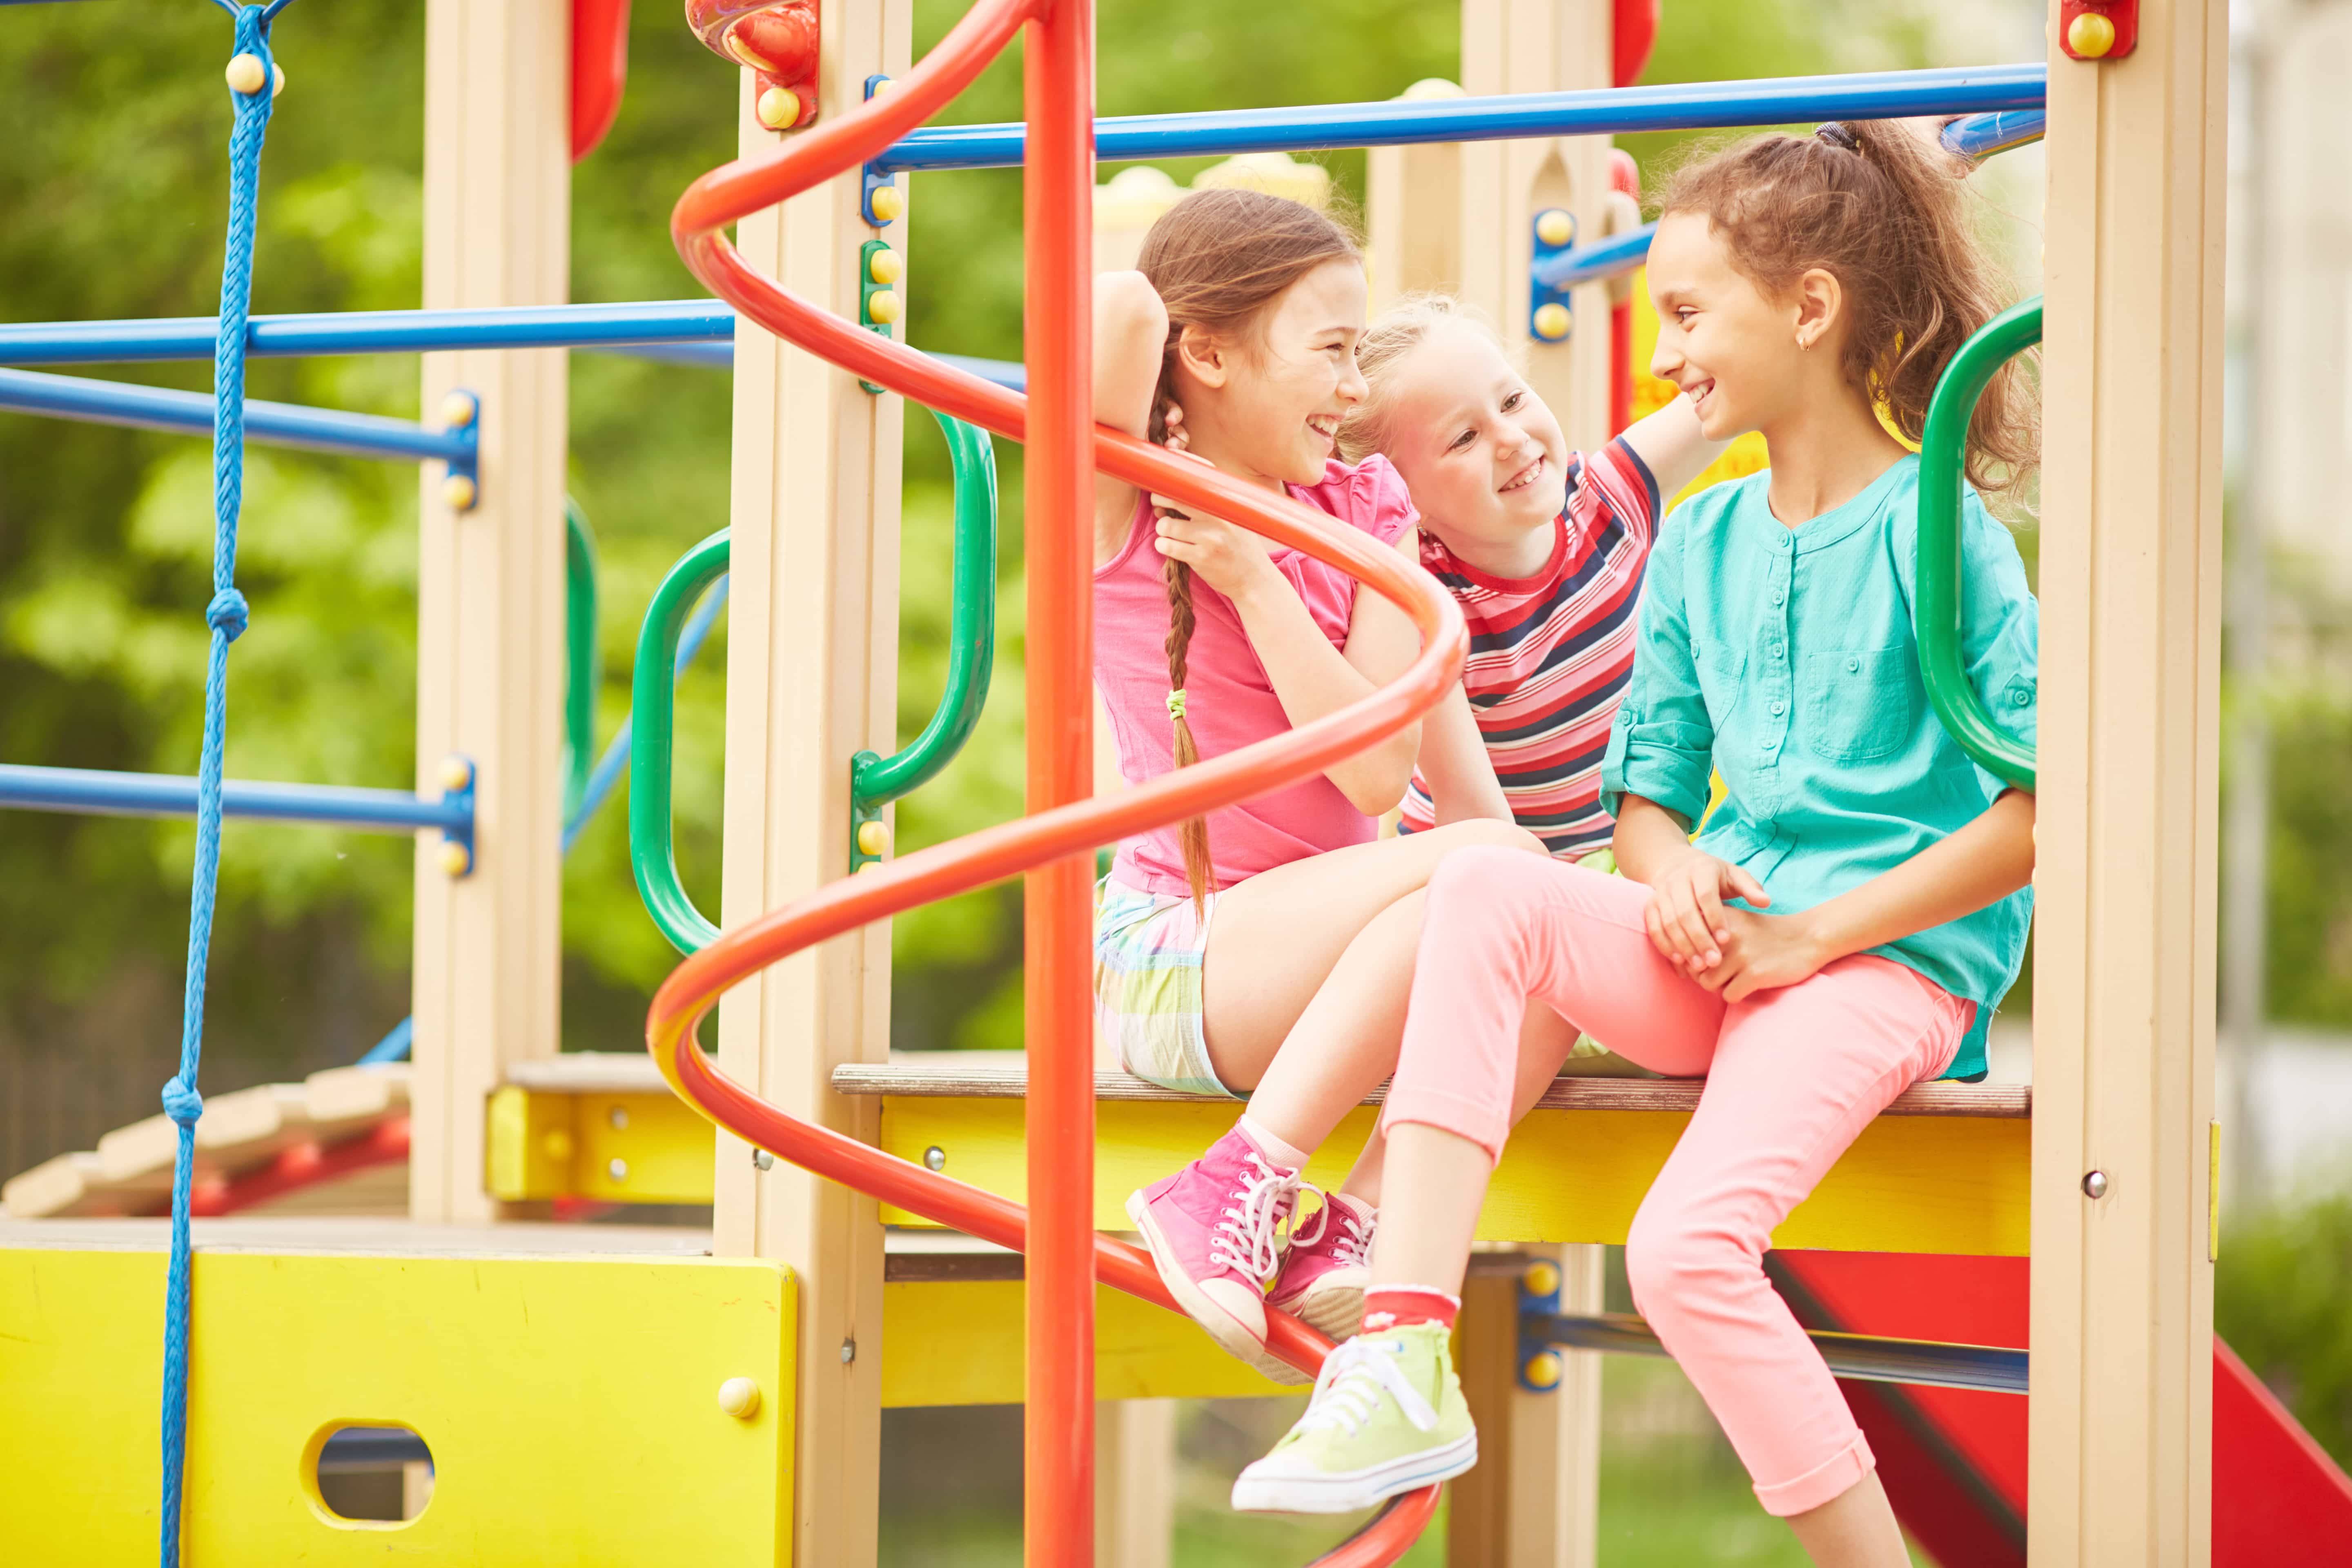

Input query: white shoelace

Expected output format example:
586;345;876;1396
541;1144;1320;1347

1296;1336;1440;1439
1206;1152;1300;1283
1328;1203;1374;1268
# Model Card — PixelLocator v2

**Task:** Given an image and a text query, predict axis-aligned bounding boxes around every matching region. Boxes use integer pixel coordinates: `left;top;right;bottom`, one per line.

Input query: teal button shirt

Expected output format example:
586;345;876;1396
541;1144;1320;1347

1601;455;2037;1080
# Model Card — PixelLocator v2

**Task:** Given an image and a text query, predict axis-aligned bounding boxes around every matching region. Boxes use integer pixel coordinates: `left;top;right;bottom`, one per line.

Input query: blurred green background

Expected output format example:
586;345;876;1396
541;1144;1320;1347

4;0;2352;1560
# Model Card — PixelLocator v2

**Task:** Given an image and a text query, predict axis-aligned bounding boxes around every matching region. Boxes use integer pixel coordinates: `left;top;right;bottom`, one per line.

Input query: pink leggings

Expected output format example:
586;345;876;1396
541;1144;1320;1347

1381;847;1972;1517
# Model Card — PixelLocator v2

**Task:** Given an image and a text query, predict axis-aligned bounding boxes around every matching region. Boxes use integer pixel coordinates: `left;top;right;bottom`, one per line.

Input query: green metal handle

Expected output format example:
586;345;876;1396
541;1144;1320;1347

563;498;601;821
630;528;732;956
1916;296;2039;793
853;409;1000;812
630;408;999;954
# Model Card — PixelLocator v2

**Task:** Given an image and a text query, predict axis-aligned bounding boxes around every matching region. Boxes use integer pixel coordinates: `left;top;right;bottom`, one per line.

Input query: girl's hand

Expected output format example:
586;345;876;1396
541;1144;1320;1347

1149;416;1278;601
1642;847;1771;974
1694;908;1830;1003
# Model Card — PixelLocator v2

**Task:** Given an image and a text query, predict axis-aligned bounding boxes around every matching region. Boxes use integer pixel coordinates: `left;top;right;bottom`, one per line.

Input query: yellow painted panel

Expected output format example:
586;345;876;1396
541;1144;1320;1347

880;1099;2030;1257
484;1087;717;1205
0;1247;793;1565
883;1280;1290;1407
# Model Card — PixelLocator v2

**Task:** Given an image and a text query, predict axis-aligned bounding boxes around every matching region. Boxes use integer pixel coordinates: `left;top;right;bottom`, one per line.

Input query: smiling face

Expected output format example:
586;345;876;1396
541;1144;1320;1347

1174;257;1369;486
1645;209;1812;443
1375;321;1568;565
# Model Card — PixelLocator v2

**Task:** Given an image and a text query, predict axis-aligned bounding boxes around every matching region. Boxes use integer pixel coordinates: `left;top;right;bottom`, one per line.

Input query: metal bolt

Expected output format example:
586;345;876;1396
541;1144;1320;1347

608;1158;628;1183
922;1146;946;1172
2082;1169;2109;1200
840;1338;857;1365
608;1106;629;1131
752;1148;775;1172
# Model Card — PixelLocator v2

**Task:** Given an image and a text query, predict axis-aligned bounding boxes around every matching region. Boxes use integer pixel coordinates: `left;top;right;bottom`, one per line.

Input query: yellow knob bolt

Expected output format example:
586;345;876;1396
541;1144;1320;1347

868;247;905;287
272;63;286;99
439;390;477;429
870;75;898;95
1522;1350;1564;1391
756;85;802;131
1521;1258;1563;1298
2067;11;2116;58
717;1377;762;1419
1534;208;1574;248
865;288;902;326
437;755;472;793
855;860;884;875
541;1128;573;1162
442;473;478;512
225;53;267;95
869;183;906;225
1532;302;1572;342
856;820;891;858
439;841;472;877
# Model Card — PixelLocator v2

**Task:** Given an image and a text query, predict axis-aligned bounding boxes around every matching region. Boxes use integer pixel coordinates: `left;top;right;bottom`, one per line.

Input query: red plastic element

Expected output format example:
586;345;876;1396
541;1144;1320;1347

660;1;1455;1560
1607;149;1640;434
2058;0;2138;61
165;1116;412;1219
1612;0;1659;88
572;0;633;162
1773;1252;2352;1564
688;0;821;132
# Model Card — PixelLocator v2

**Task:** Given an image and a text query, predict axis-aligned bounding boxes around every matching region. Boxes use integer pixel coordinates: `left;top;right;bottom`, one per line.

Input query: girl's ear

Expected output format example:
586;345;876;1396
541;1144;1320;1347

1173;323;1232;390
1792;267;1843;353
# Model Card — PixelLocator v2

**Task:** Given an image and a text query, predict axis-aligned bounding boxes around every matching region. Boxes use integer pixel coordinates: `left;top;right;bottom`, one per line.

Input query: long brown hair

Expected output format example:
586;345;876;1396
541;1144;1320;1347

1660;120;2037;495
1134;187;1360;910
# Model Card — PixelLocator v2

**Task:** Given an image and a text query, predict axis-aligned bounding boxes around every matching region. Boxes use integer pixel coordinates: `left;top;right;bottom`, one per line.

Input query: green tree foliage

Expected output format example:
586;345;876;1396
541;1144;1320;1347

2217;1192;2352;1466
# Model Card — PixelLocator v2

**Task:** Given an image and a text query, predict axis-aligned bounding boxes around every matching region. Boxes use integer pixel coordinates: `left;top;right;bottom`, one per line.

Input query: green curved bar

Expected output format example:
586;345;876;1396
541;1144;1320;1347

630;528;732;956
629;408;999;954
853;409;999;809
564;497;601;820
1916;296;2040;793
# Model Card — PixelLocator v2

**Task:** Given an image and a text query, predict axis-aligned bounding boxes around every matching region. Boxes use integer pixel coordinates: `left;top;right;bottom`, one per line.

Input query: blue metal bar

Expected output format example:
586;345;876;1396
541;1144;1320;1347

0;366;474;466
0;763;470;835
1533;1312;2028;1396
874;63;2045;173
1532;223;1657;291
1943;107;2046;159
357;1018;413;1067
0;300;737;367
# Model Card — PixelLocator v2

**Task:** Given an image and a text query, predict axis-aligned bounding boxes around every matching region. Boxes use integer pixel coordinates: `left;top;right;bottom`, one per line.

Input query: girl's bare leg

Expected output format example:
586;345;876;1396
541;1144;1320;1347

1784;1473;1910;1568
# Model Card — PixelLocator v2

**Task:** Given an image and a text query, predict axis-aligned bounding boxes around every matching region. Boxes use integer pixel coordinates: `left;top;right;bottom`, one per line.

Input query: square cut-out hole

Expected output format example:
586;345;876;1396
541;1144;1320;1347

312;1424;432;1524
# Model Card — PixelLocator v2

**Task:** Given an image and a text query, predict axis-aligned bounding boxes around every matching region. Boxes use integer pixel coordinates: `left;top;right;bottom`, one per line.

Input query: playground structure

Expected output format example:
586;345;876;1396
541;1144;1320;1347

0;0;2330;1564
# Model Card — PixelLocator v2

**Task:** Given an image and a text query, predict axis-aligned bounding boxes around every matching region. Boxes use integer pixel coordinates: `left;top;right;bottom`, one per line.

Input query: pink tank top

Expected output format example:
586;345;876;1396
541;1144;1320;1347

1096;454;1419;899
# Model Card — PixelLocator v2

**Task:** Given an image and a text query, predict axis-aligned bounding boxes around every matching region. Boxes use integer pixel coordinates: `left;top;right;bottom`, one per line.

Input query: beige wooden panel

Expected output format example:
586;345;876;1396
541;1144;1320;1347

710;6;911;1566
2034;1;2227;1561
412;0;571;1224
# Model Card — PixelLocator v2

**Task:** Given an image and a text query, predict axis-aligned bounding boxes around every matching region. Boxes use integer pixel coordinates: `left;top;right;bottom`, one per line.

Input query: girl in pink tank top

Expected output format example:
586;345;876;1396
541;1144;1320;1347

1092;190;1544;1379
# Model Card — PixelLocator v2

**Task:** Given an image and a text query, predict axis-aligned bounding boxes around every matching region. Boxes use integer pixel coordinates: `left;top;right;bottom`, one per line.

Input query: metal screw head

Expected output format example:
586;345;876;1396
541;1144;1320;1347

2082;1169;2109;1199
752;1148;775;1172
608;1158;628;1183
839;1338;857;1365
922;1145;946;1172
608;1106;629;1131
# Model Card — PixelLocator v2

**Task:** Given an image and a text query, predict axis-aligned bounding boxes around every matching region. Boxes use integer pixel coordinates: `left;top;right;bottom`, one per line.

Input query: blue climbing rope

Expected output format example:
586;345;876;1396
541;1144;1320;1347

159;3;297;1560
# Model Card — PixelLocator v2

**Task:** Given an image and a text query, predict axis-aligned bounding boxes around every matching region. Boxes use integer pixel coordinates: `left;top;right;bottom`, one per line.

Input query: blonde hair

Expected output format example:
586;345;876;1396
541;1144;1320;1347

1136;187;1361;911
1335;293;1510;466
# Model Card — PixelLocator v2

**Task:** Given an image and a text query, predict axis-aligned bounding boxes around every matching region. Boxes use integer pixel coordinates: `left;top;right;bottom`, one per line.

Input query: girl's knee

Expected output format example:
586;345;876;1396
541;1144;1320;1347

1624;1210;1754;1327
1425;840;1544;920
1425;817;1547;859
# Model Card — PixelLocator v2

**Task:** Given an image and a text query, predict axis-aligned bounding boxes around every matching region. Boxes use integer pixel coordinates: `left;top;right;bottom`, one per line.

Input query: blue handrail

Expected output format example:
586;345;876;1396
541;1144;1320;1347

873;63;2044;172
0;763;470;834
0;365;474;466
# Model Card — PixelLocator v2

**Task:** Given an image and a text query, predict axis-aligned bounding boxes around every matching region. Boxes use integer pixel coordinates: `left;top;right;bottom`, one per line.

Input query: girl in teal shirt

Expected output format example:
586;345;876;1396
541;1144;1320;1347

1229;121;2038;1568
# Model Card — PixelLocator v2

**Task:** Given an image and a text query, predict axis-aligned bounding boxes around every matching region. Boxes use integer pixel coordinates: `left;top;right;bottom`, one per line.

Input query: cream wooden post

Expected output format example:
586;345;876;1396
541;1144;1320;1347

410;0;571;1224
1447;1248;1603;1568
1096;1399;1178;1568
1367;81;1464;313
710;4;911;1565
2033;1;2226;1561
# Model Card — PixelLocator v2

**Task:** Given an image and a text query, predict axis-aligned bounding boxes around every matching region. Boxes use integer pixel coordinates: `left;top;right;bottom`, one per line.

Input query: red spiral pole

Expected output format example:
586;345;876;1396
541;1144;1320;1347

664;4;1451;1559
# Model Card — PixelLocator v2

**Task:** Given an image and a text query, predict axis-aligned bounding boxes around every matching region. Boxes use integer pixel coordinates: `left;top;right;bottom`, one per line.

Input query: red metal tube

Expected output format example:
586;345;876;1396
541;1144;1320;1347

1022;0;1098;1560
571;0;633;162
663;4;1452;1559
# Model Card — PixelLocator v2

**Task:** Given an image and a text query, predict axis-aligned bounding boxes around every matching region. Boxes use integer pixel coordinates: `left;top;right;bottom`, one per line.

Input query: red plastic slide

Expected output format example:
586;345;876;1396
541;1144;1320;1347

1770;1252;2352;1566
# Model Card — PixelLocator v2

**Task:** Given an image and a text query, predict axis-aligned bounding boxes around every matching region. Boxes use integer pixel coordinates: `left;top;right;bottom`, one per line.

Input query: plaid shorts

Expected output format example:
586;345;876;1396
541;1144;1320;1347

1092;878;1236;1098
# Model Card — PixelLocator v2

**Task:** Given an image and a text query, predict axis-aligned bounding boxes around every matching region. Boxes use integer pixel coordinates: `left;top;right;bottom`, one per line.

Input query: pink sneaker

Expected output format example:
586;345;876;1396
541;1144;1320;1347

1125;1127;1313;1386
1268;1191;1376;1341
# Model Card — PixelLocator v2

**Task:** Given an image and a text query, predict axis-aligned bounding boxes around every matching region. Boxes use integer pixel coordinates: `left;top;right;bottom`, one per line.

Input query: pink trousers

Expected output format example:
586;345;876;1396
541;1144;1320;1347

1381;847;1972;1517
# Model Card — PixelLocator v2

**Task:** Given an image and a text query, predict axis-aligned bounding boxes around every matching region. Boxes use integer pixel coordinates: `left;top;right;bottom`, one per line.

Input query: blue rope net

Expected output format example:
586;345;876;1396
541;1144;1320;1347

159;3;297;1559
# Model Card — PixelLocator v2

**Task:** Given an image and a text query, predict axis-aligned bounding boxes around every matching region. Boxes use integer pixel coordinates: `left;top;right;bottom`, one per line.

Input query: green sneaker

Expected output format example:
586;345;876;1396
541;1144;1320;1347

1229;1322;1477;1514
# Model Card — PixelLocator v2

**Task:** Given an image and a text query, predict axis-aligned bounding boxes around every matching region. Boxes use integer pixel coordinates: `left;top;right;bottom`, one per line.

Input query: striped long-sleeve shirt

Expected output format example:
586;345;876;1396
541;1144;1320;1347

1400;439;1662;857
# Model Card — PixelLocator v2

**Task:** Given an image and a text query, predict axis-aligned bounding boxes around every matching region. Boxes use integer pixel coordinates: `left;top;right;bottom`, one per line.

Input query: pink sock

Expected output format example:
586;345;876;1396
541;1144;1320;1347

1236;1113;1310;1171
1363;1286;1460;1333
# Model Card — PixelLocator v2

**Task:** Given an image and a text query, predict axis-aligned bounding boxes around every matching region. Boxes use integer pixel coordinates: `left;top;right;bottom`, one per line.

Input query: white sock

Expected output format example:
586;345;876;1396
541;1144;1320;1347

1236;1113;1310;1171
